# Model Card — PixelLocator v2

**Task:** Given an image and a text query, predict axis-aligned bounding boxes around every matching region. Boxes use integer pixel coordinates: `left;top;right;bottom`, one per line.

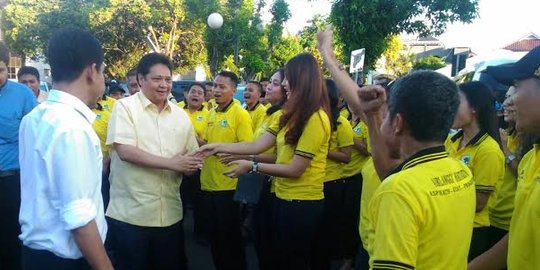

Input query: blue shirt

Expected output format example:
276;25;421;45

0;80;37;170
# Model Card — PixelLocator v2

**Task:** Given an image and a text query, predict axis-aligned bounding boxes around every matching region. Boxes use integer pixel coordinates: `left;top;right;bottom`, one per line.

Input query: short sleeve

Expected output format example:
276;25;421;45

296;112;329;159
106;101;137;146
266;112;281;136
186;123;199;153
473;149;504;193
235;109;254;142
337;118;354;148
369;190;418;270
50;130;100;230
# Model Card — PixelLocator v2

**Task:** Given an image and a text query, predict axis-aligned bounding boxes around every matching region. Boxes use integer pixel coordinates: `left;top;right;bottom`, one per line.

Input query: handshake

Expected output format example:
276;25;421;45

167;144;235;174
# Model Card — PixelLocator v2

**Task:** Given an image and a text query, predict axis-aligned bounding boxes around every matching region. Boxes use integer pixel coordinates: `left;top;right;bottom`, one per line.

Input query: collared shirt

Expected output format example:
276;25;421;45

343;120;370;178
18;90;106;259
367;146;476;270
201;100;253;191
247;102;268;132
445;130;505;227
177;101;209;139
0;80;37;170
325;115;354;181
92;97;116;156
106;91;198;227
508;145;540;269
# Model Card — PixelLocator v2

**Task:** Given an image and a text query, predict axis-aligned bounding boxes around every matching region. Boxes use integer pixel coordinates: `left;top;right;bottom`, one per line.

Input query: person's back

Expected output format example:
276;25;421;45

368;149;475;269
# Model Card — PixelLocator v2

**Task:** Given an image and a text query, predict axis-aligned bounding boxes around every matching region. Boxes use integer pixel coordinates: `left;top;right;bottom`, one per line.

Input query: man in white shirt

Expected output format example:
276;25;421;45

18;27;113;270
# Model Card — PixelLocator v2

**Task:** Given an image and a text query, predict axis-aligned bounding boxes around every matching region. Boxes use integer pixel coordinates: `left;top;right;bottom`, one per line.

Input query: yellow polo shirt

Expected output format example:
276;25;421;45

445;131;505;227
267;109;331;200
201;101;253;191
367;146;475;270
182;106;209;139
343;120;370;178
359;158;381;248
106;92;199;227
92;97;116;156
339;106;351;120
247;102;268;132
489;132;519;230
254;109;282;155
325;116;354;181
508;145;540;269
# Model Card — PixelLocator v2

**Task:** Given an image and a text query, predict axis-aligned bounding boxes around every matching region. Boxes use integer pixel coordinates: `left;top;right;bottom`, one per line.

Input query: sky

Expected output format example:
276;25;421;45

269;0;540;55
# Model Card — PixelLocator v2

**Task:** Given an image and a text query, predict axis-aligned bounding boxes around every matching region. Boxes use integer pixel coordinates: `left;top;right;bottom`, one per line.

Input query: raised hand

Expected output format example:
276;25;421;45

358;85;387;116
316;26;335;59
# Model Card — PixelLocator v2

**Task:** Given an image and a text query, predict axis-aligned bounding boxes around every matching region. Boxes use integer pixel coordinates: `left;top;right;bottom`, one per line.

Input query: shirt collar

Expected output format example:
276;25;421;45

216;99;234;112
247;102;260;111
138;91;172;112
450;130;488;147
47;90;96;123
388;146;448;175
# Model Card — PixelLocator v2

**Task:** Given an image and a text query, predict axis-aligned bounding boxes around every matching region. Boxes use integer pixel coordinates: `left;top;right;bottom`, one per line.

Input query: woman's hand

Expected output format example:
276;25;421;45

223;160;252;178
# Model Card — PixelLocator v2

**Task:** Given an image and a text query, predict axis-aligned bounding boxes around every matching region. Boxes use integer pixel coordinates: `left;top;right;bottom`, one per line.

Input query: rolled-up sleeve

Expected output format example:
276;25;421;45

50;130;100;230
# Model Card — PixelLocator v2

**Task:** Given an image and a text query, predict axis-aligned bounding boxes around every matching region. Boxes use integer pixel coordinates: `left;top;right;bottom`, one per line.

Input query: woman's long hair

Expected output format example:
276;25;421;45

459;81;502;148
280;53;331;145
326;79;340;131
267;68;286;115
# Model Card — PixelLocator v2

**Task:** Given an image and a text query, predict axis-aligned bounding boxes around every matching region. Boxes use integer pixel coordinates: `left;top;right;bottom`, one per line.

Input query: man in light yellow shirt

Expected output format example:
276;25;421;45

106;53;202;270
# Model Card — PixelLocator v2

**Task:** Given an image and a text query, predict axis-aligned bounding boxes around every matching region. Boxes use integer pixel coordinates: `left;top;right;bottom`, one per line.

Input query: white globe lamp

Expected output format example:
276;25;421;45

207;13;224;29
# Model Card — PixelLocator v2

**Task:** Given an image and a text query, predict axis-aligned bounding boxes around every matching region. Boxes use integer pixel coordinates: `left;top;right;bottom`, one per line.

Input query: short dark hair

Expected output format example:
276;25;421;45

388;70;460;142
126;68;137;79
248;80;264;95
47;27;104;83
186;82;207;96
260;77;269;82
0;41;9;65
217;71;239;87
136;53;173;79
17;66;40;81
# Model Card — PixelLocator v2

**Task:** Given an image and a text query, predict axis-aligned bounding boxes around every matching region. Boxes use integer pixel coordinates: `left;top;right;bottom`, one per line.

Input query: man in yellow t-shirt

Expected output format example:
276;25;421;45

200;71;253;270
359;71;476;270
244;81;268;131
92;95;115;207
468;45;540;270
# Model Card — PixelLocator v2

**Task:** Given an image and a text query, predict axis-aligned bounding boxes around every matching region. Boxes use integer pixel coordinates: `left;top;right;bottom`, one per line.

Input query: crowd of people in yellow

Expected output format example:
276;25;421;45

1;26;539;270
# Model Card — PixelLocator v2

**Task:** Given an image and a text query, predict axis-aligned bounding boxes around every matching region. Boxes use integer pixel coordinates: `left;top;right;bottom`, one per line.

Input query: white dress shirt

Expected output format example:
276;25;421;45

18;90;107;259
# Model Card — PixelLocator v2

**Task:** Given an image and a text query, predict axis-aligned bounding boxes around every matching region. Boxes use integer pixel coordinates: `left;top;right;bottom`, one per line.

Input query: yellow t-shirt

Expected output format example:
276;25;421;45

358;158;381;248
489;132;519;230
325;116;354;181
206;99;217;110
445;131;505;227
343;120;370;178
184;108;209;139
339;106;351;120
508;145;540;269
367;146;476;270
254;109;282;155
201;101;254;191
267;109;331;200
106;92;199;227
177;100;186;108
247;102;268;132
92;97;116;156
264;103;272;109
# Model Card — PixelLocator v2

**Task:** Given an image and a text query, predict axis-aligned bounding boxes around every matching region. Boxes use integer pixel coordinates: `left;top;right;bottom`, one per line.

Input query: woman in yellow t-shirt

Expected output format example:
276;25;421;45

198;53;331;269
445;81;504;261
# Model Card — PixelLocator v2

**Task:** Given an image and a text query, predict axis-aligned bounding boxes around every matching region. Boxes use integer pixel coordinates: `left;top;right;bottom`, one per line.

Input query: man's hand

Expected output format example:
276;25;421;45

167;153;203;173
358;85;387;117
223;160;252;178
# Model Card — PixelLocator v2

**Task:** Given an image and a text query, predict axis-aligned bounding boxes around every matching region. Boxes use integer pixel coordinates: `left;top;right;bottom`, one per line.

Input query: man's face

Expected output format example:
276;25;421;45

19;74;40;97
205;85;214;101
0;61;8;86
380;108;401;159
139;64;172;106
213;75;235;105
513;78;540;133
260;80;269;91
127;75;140;95
244;83;261;107
186;85;205;109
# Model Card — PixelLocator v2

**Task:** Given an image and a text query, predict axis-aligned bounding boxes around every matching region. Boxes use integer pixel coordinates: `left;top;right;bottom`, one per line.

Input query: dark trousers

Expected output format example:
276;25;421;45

180;171;204;237
355;245;370;270
0;172;22;270
101;167;110;210
311;175;363;270
107;218;186;270
468;227;491;262
272;197;323;270
21;246;89;270
200;190;246;270
254;179;275;270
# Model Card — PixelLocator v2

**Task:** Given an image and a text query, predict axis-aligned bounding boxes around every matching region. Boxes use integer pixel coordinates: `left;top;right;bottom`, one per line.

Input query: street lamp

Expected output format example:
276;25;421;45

207;13;223;29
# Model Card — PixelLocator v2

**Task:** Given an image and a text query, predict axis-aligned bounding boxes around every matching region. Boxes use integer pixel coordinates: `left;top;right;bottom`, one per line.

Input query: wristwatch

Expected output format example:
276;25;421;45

250;161;259;174
506;154;516;165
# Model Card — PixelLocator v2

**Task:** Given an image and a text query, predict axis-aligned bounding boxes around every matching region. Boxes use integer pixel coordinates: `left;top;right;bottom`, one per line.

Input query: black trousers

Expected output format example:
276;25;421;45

355;244;370;270
0;172;22;270
107;218;187;270
311;174;363;270
254;179;275;270
468;226;491;262
272;197;323;270
21;246;90;270
180;171;205;237
200;190;246;270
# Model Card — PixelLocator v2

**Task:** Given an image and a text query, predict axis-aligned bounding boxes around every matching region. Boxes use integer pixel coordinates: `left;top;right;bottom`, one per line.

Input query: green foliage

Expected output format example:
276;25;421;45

266;35;304;74
330;0;479;70
413;55;446;70
382;35;413;76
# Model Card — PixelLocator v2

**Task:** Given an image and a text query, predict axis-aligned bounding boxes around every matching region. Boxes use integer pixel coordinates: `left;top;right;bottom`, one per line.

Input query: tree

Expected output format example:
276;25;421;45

382;35;413;76
413;55;446;70
266;35;303;74
330;0;479;70
266;0;291;52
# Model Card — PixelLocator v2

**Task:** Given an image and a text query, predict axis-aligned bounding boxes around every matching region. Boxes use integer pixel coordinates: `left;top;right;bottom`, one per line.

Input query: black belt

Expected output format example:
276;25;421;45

0;170;19;177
